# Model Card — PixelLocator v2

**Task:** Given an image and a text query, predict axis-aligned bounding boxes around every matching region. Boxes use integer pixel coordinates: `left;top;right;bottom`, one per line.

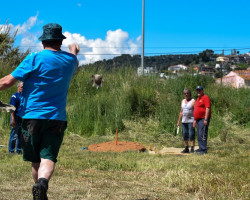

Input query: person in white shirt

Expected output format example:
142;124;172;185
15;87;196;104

177;88;196;153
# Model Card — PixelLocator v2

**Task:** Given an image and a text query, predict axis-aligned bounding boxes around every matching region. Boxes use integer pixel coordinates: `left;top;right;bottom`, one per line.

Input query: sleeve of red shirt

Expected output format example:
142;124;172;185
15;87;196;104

204;95;211;108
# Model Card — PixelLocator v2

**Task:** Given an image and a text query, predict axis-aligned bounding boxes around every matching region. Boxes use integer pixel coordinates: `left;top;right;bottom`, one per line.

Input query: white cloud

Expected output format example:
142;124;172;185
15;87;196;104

0;13;39;45
0;14;41;53
62;29;140;65
13;13;39;35
1;16;140;65
19;35;43;52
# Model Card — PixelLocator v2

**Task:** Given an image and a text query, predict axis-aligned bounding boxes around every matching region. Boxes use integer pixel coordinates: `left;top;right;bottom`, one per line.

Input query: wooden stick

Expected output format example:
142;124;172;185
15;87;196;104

115;129;118;145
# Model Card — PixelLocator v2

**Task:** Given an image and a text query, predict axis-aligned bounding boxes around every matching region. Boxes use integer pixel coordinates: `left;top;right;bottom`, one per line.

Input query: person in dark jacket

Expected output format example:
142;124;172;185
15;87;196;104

8;81;23;154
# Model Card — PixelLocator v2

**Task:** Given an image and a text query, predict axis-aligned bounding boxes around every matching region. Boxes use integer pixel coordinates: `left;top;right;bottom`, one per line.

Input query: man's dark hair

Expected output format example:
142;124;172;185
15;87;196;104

42;40;63;46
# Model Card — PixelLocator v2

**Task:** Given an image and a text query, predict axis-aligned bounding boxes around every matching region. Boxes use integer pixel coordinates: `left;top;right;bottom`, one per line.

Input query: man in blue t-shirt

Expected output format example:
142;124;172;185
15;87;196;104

8;82;23;154
0;23;79;200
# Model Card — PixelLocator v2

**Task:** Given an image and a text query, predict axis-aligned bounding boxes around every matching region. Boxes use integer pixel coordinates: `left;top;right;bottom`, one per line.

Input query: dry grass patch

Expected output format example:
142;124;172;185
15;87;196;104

0;123;249;199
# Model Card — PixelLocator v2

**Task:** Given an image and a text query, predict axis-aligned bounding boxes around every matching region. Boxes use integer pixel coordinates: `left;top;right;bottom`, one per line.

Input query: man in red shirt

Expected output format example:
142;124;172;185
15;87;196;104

193;86;211;155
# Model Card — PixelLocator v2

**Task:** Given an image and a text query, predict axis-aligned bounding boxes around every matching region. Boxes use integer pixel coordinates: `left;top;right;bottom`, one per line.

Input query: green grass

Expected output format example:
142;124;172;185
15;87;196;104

66;68;250;137
0;120;249;200
0;67;250;199
1;67;250;137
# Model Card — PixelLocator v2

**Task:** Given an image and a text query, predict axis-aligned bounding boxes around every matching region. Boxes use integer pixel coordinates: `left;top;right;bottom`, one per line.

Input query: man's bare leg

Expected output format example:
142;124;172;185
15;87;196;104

38;158;55;181
32;159;54;199
32;162;40;183
32;159;55;183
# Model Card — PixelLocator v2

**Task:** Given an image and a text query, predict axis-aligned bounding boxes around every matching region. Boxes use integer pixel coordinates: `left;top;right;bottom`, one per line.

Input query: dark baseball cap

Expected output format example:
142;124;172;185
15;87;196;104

196;86;203;90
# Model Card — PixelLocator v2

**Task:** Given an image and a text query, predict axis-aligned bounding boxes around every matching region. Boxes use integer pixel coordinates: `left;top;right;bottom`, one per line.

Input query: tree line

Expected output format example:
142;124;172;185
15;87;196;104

81;49;220;71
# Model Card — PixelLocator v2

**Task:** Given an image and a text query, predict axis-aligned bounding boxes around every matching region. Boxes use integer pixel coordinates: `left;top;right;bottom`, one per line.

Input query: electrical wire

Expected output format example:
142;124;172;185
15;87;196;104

17;45;250;55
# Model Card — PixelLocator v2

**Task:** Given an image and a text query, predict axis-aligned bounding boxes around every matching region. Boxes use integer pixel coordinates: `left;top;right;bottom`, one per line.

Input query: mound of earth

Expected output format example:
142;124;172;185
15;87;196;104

88;141;146;152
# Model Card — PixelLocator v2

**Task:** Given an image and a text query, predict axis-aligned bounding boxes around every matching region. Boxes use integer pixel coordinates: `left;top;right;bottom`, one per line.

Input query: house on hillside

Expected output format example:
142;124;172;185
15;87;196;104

230;65;237;70
160;73;165;78
137;67;147;76
216;69;250;88
229;55;246;64
216;56;230;63
243;53;250;62
137;66;157;76
168;64;188;73
198;65;215;76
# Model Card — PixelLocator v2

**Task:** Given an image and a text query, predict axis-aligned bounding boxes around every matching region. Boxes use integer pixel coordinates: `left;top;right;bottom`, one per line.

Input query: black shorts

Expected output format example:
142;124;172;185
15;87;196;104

21;119;67;163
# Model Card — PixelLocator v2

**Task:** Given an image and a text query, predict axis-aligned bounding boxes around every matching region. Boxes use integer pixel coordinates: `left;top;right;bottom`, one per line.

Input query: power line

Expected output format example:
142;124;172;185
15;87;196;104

17;45;250;56
75;47;250;56
17;45;250;49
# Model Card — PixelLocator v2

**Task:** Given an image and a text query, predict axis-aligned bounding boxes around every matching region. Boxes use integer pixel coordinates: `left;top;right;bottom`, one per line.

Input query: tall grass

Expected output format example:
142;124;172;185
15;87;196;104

66;67;250;138
1;65;250;139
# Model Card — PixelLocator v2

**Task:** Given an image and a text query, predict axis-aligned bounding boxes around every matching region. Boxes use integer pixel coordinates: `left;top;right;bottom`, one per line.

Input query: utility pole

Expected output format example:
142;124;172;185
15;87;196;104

220;61;223;85
141;0;145;75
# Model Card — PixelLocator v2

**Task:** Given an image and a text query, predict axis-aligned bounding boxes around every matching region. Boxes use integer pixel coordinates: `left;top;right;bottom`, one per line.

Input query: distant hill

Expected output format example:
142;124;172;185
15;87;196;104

80;49;219;71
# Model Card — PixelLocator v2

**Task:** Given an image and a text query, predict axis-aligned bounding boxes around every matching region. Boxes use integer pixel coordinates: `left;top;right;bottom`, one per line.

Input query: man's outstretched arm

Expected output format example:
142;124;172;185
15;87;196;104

0;74;18;91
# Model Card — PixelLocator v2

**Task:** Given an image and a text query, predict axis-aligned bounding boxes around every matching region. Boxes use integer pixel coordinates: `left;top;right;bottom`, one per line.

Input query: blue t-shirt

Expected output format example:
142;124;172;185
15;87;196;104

10;92;21;116
11;50;77;121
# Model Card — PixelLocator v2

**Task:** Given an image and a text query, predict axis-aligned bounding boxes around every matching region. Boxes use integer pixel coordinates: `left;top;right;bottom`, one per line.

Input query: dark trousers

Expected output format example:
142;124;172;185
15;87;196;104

8;116;22;153
197;119;210;152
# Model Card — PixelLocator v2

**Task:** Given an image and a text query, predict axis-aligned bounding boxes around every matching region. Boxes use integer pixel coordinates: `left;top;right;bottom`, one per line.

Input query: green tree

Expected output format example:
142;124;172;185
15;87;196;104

0;21;28;68
199;49;214;62
236;63;248;70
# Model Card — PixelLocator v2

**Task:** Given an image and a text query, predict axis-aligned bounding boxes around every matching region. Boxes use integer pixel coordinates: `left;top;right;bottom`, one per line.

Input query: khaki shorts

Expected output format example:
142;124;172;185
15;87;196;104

21;119;67;163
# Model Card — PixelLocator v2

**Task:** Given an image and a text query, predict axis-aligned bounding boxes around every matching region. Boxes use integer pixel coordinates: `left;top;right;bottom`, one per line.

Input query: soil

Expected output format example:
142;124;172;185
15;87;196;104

88;141;146;152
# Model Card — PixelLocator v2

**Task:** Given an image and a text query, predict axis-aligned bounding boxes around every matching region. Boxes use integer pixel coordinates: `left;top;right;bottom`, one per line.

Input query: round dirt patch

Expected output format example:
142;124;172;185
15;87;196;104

88;141;146;152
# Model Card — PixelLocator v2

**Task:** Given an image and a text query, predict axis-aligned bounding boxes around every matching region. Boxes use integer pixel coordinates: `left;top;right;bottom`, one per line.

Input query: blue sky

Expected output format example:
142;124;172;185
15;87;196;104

1;0;250;64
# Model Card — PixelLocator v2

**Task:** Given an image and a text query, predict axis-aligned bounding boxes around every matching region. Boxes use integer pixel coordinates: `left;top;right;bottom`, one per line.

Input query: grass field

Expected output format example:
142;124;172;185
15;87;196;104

0;68;250;199
0;119;249;200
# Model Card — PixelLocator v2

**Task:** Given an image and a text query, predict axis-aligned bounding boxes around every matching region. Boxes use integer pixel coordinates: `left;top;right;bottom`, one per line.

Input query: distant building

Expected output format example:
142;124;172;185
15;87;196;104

160;73;165;78
215;63;228;73
229;55;246;64
216;69;250;88
198;65;215;76
216;56;229;63
230;65;237;70
243;53;250;62
168;64;188;73
215;64;221;69
137;66;157;76
137;67;145;76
